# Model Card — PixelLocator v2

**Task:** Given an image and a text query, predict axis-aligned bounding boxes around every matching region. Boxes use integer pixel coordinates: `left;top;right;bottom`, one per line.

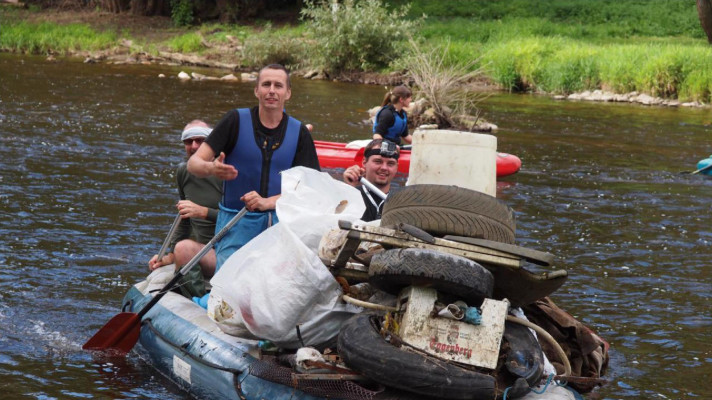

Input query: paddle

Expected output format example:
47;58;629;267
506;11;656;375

681;162;712;175
83;207;248;355
359;176;387;200
156;213;182;263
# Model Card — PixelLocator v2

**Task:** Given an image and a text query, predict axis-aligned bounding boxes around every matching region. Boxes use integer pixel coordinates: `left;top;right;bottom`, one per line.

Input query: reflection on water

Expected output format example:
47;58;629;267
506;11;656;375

1;53;711;399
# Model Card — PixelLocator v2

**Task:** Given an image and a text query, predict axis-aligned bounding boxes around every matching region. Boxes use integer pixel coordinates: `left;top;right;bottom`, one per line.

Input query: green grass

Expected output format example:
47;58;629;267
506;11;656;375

0;21;116;54
477;38;712;102
397;0;703;39
384;0;712;101
166;32;204;53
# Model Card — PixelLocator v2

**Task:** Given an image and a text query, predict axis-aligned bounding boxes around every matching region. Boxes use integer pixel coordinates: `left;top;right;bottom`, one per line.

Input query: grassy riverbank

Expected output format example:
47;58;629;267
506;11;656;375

404;0;712;102
2;1;712;102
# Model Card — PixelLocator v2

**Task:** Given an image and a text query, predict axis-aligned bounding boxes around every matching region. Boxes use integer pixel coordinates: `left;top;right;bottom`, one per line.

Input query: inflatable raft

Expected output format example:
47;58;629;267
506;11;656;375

122;267;588;400
315;140;522;177
123;270;375;400
695;155;712;176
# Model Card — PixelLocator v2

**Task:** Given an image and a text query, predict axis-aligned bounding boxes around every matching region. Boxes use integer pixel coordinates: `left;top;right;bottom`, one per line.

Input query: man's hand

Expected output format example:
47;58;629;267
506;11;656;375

343;165;365;186
148;252;175;271
240;191;277;212
177;200;207;220
211;152;238;180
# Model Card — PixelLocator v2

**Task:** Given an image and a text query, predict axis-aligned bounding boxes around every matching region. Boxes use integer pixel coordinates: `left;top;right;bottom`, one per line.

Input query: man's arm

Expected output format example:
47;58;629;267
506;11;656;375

240;191;279;212
187;143;238;180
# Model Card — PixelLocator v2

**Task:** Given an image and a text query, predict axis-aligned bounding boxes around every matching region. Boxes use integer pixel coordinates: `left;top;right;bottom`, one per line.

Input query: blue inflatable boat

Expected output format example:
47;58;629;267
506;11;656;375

696;156;712;175
120;269;589;400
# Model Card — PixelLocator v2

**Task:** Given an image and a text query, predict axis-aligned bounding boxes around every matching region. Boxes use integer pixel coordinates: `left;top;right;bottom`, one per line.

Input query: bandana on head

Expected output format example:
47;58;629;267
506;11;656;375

181;126;212;142
364;147;399;160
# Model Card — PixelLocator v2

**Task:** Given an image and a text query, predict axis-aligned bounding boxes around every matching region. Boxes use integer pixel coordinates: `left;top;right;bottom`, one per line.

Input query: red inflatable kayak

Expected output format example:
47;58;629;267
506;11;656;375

315;140;521;178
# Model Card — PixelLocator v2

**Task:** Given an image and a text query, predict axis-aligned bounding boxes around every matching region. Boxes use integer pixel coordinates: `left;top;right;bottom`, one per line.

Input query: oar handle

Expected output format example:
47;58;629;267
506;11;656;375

137;207;248;319
359;177;387;200
691;163;712;175
156;214;182;261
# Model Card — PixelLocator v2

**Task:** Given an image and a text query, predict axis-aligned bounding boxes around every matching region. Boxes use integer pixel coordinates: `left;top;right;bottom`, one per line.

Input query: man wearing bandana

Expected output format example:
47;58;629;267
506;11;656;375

148;120;222;299
343;139;399;221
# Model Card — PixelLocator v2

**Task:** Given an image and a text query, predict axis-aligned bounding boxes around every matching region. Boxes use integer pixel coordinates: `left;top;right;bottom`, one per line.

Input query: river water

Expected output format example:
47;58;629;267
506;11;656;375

0;53;710;399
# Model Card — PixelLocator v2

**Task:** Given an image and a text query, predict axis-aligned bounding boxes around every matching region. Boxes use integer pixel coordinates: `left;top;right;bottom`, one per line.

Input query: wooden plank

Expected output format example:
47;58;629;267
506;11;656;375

349;229;522;269
350;224;523;262
444;235;555;266
332;233;361;268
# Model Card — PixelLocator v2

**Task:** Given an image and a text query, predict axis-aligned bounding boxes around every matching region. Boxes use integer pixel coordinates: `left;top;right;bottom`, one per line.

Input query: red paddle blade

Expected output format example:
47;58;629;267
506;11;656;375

83;312;141;354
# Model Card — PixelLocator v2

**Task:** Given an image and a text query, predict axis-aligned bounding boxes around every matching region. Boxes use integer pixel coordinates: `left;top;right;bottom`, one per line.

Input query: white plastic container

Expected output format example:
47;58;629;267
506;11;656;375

407;129;497;196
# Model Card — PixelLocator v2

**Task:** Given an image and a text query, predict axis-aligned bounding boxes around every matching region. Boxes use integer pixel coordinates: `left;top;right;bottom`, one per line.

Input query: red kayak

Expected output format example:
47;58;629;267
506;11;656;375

315;140;521;178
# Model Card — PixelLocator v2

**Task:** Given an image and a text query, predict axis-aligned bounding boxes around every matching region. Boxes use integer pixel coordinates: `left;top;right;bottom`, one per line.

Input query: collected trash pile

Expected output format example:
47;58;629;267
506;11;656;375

320;184;610;399
204;167;609;400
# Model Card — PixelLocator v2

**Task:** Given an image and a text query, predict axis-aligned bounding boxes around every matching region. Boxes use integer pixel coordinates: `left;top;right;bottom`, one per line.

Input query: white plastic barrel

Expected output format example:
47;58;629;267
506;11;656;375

407;129;497;196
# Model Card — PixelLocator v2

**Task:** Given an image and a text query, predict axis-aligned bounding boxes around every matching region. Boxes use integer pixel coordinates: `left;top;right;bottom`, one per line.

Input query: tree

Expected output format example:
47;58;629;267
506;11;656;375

697;0;712;43
98;0;129;12
130;0;171;16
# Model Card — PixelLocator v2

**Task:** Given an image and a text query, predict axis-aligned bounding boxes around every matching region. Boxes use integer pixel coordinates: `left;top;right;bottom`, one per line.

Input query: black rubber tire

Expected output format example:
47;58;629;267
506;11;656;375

381;184;516;244
503;320;545;386
338;314;496;400
368;248;494;305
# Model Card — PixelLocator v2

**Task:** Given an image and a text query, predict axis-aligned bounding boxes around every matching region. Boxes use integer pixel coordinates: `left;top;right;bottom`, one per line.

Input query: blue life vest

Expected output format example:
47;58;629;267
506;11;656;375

222;108;300;209
373;105;407;144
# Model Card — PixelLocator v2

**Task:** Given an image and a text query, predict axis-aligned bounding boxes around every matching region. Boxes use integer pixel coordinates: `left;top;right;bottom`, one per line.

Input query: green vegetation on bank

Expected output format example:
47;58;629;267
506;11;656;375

394;0;712;102
2;1;712;102
0;20;116;54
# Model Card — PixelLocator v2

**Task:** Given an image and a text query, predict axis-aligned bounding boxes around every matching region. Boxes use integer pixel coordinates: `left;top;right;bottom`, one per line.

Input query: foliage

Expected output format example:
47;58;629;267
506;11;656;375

301;0;417;73
480;37;712;102
241;25;308;69
0;21;116;54
398;39;488;129
395;0;702;39
166;32;204;53
170;0;194;27
199;24;249;43
538;46;600;93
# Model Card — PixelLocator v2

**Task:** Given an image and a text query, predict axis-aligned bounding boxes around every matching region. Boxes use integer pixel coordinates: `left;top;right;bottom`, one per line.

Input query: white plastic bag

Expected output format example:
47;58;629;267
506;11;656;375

208;167;364;347
277;166;365;250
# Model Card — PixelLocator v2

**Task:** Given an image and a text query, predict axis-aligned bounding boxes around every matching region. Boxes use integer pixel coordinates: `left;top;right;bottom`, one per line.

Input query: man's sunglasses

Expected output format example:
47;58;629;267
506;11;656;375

183;137;206;145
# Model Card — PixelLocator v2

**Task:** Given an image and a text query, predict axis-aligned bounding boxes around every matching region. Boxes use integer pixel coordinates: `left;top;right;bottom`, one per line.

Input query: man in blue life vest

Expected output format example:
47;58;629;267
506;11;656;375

187;64;320;306
343;139;399;221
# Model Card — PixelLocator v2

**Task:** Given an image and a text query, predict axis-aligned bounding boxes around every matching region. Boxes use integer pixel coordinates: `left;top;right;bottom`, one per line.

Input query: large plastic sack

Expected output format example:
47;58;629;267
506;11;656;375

276;166;365;250
207;167;365;347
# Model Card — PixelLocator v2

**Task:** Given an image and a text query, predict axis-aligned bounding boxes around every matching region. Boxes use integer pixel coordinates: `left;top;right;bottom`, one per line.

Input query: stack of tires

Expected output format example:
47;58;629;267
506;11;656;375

338;185;543;399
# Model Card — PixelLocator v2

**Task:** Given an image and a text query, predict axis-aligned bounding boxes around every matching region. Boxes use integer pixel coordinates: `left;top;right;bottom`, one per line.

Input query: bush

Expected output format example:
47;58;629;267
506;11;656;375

301;0;417;73
398;39;488;129
170;0;194;27
241;25;308;69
